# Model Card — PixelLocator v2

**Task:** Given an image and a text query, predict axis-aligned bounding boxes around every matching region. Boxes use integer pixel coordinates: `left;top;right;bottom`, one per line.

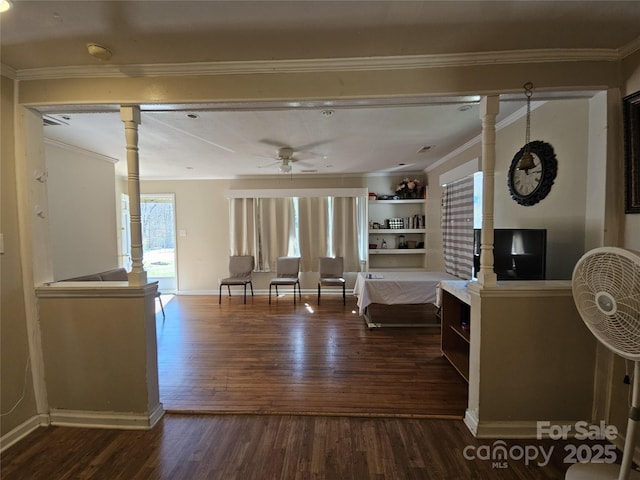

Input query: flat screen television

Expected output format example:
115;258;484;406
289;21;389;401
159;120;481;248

473;228;547;280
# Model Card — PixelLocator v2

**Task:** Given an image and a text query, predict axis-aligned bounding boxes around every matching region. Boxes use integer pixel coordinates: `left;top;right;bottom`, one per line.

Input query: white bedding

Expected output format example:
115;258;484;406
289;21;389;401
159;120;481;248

353;271;459;316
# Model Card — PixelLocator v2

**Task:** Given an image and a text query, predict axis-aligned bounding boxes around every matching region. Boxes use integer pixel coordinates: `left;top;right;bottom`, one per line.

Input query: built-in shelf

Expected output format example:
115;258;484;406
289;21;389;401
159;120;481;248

440;283;472;384
368;195;426;269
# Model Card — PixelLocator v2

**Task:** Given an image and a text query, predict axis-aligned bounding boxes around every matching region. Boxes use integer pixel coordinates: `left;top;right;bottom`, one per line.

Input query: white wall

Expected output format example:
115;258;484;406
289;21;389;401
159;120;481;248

46;143;118;280
426;98;590;280
140;175;372;292
493;99;589;279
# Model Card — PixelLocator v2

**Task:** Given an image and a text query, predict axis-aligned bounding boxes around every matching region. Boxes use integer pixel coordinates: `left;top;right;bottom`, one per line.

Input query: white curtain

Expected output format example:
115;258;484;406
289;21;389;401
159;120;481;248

229;194;363;272
329;196;360;272
298;196;330;271
441;176;474;279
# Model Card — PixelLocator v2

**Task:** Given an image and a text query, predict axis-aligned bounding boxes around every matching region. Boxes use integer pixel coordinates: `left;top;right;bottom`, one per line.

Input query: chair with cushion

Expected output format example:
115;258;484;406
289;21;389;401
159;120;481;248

317;256;346;305
269;257;301;305
219;255;255;304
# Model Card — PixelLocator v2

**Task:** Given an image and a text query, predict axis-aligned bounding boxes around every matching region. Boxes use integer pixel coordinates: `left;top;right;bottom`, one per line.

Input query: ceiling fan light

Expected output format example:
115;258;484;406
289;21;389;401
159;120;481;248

279;163;292;173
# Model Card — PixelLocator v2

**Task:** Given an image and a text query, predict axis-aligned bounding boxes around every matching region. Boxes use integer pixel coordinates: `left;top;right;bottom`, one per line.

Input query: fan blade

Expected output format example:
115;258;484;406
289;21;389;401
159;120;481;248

258;139;289;149
258;160;279;169
295;160;315;168
295;140;331;152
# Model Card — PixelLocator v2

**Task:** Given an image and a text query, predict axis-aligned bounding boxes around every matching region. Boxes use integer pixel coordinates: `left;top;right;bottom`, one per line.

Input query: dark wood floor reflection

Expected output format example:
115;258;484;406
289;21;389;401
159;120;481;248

2;414;586;480
156;294;468;417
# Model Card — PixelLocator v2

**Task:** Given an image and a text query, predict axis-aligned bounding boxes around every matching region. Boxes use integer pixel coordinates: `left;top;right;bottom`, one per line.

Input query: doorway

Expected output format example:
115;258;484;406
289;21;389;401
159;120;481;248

140;194;177;292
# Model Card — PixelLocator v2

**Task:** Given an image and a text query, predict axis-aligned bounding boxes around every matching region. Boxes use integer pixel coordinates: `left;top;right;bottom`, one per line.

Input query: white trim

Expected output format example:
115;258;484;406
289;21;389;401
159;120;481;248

439;158;480;186
0;62;17;79
12;48;624;81
464;409;479;436
49;403;165;430
467;280;573;298
180;289;350;296
472;420;551;439
0;414;50;453
620;36;640;59
44;138;118;164
225;188;367;198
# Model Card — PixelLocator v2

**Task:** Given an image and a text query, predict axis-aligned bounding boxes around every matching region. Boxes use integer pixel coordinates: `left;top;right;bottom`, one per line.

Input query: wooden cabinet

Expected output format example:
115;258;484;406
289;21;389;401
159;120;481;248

368;199;426;270
440;282;471;382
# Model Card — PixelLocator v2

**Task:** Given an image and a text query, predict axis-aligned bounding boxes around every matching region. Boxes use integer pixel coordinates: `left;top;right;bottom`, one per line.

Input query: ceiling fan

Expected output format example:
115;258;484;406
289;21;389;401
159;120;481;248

259;146;314;174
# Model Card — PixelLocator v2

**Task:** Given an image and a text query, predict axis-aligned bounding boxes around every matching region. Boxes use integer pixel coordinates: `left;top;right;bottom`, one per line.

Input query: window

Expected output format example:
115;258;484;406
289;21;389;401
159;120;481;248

228;189;367;272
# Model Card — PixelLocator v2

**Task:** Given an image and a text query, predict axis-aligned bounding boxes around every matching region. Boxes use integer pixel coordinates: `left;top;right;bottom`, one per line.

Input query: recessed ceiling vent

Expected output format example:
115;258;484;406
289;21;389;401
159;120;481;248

42;115;69;127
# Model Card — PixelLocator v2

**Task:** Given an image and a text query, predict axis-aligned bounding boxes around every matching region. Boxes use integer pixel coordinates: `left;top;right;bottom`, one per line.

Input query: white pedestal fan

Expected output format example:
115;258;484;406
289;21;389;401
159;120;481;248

566;247;640;480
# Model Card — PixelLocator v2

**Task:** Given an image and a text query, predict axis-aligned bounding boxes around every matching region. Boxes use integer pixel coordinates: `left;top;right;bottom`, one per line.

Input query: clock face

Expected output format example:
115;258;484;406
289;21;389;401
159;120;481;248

510;153;542;197
507;141;558;206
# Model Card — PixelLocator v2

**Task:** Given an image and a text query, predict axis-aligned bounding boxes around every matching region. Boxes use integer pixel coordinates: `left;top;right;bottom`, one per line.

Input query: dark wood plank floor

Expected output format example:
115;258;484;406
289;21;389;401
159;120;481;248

156;293;467;417
2;414;602;480
2;294;621;479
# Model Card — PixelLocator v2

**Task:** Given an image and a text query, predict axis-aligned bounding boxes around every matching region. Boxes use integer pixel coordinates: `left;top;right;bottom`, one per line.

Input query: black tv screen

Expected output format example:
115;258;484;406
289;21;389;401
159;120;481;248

473;229;547;280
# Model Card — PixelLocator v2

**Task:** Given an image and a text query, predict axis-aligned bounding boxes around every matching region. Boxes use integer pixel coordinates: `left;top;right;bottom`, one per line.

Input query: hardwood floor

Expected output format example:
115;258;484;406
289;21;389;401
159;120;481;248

156;293;467;417
1;414;599;479
1;294;620;479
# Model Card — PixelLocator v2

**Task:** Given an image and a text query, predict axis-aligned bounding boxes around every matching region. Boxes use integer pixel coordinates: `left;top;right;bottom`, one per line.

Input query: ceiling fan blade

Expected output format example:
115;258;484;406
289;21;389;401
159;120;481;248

258;160;280;169
296;160;315;168
258;139;289;149
295;140;331;152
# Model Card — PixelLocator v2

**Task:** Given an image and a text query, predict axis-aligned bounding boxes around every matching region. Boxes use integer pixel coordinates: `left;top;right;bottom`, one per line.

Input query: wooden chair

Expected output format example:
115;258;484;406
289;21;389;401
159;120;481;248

219;255;255;304
269;257;301;305
317;256;346;305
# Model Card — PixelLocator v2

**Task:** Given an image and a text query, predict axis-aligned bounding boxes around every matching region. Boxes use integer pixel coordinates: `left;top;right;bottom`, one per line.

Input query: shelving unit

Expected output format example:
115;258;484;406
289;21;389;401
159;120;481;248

367;198;426;270
440;285;471;383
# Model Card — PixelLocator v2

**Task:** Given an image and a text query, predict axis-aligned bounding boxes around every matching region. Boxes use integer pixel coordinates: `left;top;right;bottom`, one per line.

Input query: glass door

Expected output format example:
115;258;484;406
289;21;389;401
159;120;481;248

141;194;177;292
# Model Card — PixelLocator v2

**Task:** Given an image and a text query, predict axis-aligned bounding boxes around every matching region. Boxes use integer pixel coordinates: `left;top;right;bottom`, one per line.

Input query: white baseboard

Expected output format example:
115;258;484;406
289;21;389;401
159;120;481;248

49;403;165;430
463;409;479;436
178;288;346;296
0;413;50;453
472;420;543;439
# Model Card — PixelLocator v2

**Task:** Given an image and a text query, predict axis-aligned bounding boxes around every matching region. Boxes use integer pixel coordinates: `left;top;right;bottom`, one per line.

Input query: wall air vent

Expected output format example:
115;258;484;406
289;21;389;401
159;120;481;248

42;115;69;127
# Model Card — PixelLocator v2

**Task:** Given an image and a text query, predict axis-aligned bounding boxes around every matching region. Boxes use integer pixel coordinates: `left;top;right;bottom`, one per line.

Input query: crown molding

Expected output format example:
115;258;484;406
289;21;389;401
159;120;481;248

620;35;640;59
44;138;119;164
14;48;622;81
0;63;17;79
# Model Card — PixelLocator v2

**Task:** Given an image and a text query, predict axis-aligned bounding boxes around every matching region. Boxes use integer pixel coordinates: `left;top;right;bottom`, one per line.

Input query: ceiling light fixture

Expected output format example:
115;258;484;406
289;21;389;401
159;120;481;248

321;109;334;117
279;162;292;174
0;0;13;13
86;43;112;61
517;82;536;172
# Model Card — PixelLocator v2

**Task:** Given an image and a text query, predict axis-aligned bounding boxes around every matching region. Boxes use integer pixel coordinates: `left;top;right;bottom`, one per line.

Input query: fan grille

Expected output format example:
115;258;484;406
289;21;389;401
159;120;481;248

572;248;640;360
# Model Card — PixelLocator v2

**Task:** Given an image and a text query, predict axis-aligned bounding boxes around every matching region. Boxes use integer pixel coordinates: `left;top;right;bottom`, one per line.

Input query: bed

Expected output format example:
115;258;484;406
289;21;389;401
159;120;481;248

353;271;460;328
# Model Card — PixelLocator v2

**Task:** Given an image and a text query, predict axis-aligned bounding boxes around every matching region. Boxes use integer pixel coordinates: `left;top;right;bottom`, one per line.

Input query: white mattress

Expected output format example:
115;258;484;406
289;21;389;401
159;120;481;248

353;271;459;316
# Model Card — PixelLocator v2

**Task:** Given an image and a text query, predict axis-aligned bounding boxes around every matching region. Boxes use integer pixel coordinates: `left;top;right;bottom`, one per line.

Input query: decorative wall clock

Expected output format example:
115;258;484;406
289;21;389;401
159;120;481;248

507;140;558;206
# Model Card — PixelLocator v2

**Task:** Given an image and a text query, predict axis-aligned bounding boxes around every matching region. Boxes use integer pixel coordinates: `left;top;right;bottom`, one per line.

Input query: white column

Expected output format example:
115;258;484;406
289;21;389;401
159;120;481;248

120;105;147;285
477;96;499;287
